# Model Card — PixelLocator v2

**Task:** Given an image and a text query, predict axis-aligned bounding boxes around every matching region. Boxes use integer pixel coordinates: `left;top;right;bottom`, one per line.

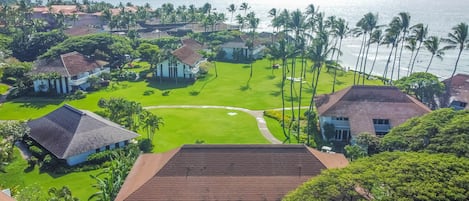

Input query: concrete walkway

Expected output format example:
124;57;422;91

144;105;282;144
15;141;32;160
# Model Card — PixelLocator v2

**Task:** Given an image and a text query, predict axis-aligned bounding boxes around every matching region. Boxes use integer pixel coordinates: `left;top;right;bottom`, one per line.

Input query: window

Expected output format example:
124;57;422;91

105;145;110;150
334;117;349;121
376;132;389;136
115;142;120;148
334;129;350;141
95;148;100;153
373;119;390;125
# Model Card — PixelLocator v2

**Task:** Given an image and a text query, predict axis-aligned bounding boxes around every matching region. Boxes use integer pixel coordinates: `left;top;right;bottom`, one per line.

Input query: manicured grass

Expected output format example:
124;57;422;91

0;149;100;200
0;59;382;120
147;108;269;153
0;83;8;94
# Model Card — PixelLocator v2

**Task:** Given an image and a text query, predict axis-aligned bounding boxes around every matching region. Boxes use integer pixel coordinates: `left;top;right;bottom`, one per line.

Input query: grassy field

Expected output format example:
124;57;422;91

0;149;100;200
0;59;382;120
148;108;269;153
0;83;8;94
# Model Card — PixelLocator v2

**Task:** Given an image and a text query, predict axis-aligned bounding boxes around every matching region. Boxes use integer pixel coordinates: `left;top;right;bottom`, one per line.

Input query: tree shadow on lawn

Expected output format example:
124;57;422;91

239;77;252;91
16;97;65;109
189;75;217;96
146;79;194;90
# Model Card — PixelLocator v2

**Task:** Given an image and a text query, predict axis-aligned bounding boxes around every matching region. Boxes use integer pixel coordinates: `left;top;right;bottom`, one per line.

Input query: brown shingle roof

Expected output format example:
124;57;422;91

27;104;138;159
316;85;431;135
116;144;348;201
32;52;107;77
0;191;15;201
442;74;469;109
172;45;203;67
181;38;204;51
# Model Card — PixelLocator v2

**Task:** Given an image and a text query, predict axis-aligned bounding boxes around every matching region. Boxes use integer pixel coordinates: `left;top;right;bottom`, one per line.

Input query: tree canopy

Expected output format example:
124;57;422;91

394;72;445;108
284;152;469;201
381;108;469;157
11;29;68;62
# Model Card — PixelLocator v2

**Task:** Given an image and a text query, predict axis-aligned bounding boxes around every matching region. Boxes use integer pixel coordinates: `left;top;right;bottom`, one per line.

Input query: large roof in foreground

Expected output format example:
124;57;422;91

443;74;469;109
316;85;431;134
27;104;138;159
116;144;348;201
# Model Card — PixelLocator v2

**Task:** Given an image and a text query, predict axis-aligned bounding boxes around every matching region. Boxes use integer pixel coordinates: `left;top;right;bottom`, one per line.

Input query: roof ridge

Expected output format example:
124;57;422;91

319;86;353;115
59;53;72;77
63;104;85;115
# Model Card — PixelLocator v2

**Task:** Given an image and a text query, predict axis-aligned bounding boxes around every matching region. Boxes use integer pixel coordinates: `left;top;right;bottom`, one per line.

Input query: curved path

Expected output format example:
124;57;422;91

144;105;282;144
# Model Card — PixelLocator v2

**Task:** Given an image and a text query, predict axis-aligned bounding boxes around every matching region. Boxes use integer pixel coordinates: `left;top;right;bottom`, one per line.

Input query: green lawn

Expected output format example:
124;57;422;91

0;83;8;94
0;149;100;200
147;108;269;153
0;59;382;120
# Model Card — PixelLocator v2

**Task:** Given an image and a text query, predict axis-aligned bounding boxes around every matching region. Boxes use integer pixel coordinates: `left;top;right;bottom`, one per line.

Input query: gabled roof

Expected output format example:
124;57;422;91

116;144;348;201
316;85;431;135
32;52;107;77
172;45;203;67
443;74;469;108
181;38;204;51
27;104;138;159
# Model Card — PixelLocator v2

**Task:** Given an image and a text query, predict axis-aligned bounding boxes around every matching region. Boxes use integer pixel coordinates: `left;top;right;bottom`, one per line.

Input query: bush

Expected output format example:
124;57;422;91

264;110;291;125
99;71;112;80
143;89;154;96
138;139;154;153
67;90;86;100
29;145;46;159
115;70;137;81
87;150;114;164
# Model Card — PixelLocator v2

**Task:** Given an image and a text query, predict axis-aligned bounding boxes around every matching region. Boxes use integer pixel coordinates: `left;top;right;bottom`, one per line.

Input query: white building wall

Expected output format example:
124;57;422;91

65;141;129;166
33;79;49;92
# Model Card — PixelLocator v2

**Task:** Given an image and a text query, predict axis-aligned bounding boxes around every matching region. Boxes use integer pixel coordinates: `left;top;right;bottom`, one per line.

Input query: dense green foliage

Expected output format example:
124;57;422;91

381;109;469;157
395;72;444;108
284;152;469;201
41;34;137;68
11;29;68;62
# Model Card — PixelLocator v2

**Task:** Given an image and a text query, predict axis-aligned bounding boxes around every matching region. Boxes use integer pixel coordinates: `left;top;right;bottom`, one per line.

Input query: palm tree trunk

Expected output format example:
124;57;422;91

383;45;395;81
353;35;366;85
333;38;343;93
281;57;289;143
362;35;372;85
406;49;415;76
397;32;407;80
368;43;380;79
289;57;296;141
410;41;423;75
307;64;322;142
450;49;463;80
297;54;305;142
425;54;434;73
390;43;399;83
357;34;368;85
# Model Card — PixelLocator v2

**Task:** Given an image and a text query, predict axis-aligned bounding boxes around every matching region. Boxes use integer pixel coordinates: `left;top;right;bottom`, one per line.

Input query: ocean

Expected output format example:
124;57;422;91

105;0;469;79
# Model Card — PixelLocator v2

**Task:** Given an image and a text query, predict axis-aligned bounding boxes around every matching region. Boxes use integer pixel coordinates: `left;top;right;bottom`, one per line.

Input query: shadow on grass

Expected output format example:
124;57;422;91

189;74;217;96
146;78;194;90
242;65;251;69
270;91;281;97
266;75;276;80
239;77;252;91
16;97;65;109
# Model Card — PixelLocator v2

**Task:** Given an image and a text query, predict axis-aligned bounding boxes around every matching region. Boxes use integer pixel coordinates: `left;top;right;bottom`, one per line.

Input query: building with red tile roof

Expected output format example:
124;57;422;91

31;51;109;94
155;45;205;81
116;144;348;201
316;85;431;142
441;74;469;110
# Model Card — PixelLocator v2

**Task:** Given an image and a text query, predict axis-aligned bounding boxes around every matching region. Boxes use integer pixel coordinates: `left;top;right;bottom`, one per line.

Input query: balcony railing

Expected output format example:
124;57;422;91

69;69;109;86
374;124;391;132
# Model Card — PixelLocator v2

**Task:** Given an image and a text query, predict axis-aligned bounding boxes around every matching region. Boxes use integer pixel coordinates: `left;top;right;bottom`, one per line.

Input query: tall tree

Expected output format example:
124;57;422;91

396;12;411;80
444;22;469;81
246;12;259;78
367;29;384;78
409;23;428;75
239;2;250;16
331;18;348;92
404;37;417;75
423;36;448;73
227;4;236;24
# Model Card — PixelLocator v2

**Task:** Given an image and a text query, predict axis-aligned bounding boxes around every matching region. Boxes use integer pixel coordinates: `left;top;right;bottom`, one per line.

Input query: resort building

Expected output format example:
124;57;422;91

27;104;138;166
220;36;265;61
31;51;109;94
441;74;469;110
115;144;348;201
315;85;431;143
155;45;205;81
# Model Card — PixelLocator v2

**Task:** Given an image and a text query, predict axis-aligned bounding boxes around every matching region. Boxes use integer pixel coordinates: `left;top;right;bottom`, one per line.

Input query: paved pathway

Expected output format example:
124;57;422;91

15;141;32;159
144;105;282;144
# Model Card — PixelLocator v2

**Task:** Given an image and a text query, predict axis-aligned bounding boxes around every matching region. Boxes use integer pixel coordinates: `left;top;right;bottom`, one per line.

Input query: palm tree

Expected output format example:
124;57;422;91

405;37;417;74
368;29;384;78
305;4;318;38
227;4;236;24
246;12;259;78
383;21;400;82
235;14;245;31
332;18;348;92
202;3;212;15
355;12;378;85
444;22;469;80
396;12;411;80
424;36;447;73
409;23;428;75
239;2;250;16
268;8;277;34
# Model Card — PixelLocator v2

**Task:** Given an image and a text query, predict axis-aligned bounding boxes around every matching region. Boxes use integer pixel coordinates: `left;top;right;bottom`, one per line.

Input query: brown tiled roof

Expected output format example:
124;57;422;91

27;104;138;159
33;5;81;15
32;52;107;77
442;74;469;109
172;45;203;67
181;38;204;51
316;85;431;135
0;191;15;201
116;144;348;201
64;26;102;36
